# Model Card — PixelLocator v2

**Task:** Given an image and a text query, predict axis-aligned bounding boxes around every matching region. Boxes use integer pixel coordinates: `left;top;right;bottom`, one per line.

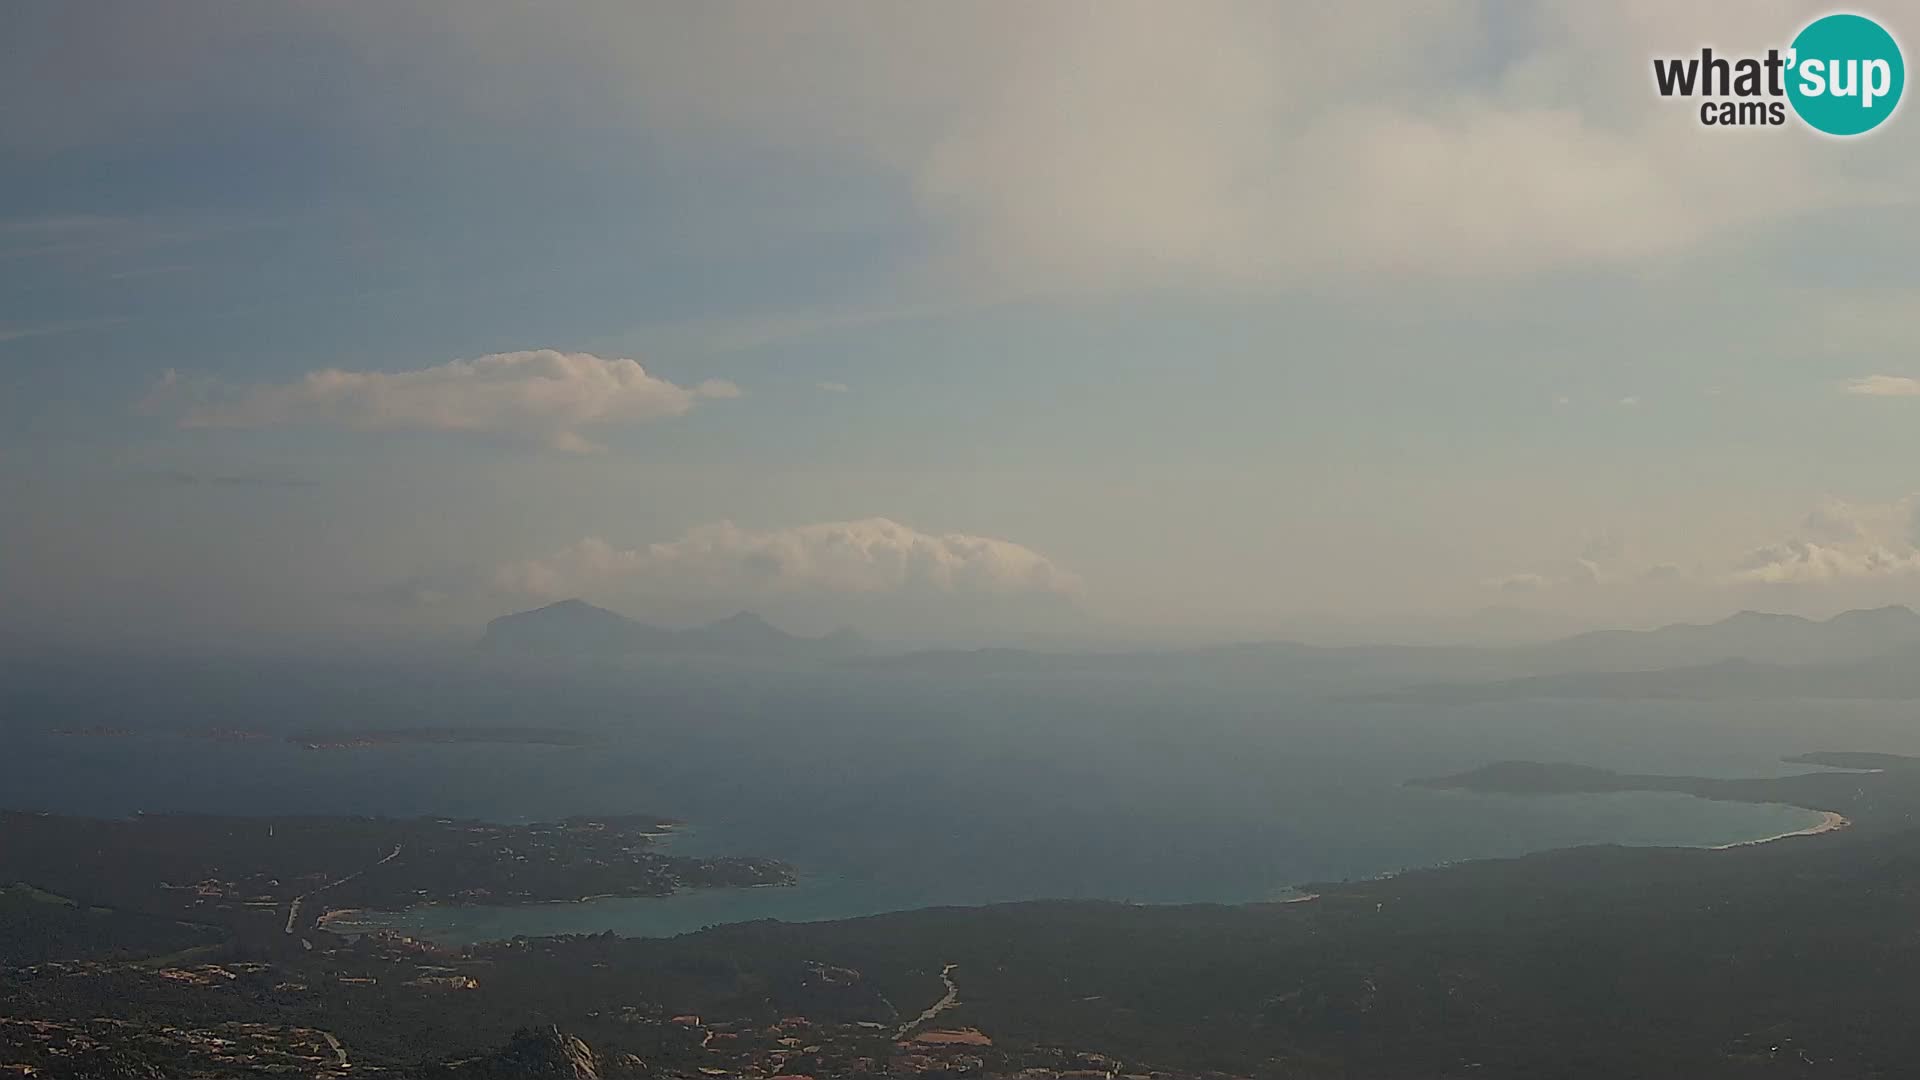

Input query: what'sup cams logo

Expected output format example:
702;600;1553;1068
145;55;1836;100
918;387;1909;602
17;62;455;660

1653;12;1904;135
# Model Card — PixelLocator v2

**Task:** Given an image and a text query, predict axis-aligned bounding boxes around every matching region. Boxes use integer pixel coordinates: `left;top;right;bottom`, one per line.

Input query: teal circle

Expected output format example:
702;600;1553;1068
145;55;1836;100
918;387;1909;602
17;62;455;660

1786;13;1904;136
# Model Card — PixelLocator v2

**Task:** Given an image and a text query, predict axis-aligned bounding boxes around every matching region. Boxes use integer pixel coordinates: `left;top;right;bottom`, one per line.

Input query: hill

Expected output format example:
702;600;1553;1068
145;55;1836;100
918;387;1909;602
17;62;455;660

860;605;1920;697
1522;604;1920;672
480;600;866;661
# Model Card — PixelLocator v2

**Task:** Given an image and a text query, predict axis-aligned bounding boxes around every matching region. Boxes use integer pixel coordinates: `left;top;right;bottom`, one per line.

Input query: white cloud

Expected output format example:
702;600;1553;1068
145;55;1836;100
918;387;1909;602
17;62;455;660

1845;375;1920;397
816;381;851;393
1480;558;1603;593
1490;496;1920;594
162;350;737;452
494;517;1082;600
1725;540;1920;584
893;2;1876;288
1725;495;1920;584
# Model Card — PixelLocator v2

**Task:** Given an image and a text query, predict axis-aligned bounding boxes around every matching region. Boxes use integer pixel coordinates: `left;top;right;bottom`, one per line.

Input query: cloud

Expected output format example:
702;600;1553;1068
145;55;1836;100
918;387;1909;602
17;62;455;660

1492;496;1920;594
17;3;1892;295
1801;502;1866;543
1725;496;1920;584
156;350;738;452
894;2;1865;288
493;517;1082;601
1480;558;1603;593
1725;540;1920;585
816;381;851;394
1844;375;1920;397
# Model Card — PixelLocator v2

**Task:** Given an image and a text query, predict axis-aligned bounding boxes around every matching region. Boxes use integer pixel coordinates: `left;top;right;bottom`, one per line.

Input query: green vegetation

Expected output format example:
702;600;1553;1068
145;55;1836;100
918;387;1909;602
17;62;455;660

8;753;1920;1076
0;811;792;952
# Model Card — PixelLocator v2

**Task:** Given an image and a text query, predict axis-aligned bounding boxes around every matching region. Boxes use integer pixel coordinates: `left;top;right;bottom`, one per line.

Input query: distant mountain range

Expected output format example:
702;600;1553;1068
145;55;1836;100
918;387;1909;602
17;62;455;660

480;599;866;661
477;600;1920;699
1360;605;1920;703
855;604;1920;699
1522;604;1920;672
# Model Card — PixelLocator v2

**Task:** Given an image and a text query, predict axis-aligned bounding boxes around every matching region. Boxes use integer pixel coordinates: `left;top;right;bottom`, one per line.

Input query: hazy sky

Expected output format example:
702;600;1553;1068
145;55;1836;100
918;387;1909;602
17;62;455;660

5;1;1920;649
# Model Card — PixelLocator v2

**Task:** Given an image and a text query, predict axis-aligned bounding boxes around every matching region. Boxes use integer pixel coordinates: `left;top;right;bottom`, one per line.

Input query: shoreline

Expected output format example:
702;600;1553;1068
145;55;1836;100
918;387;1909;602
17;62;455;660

315;908;365;930
314;875;801;936
320;810;1851;945
1709;809;1850;850
314;799;1849;946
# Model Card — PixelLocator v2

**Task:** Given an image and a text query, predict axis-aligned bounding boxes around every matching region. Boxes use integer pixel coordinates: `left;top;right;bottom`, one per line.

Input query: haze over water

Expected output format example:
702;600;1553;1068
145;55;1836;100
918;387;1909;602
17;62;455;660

6;668;1893;942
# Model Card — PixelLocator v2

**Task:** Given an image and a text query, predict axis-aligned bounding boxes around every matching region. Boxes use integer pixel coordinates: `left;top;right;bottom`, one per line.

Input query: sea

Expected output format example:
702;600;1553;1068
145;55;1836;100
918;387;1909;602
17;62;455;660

4;663;1908;943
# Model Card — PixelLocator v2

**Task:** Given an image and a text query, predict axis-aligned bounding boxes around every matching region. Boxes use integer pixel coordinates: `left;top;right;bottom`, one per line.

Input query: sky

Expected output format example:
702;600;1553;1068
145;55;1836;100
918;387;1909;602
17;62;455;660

5;1;1920;651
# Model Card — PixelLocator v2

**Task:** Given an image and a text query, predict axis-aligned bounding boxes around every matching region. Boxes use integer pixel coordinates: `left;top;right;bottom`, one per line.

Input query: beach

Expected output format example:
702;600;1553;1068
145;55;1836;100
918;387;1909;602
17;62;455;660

1710;810;1850;850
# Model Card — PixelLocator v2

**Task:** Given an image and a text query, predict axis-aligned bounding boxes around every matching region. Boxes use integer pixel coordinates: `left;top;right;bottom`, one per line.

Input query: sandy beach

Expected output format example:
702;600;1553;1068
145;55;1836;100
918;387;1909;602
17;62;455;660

1710;810;1849;850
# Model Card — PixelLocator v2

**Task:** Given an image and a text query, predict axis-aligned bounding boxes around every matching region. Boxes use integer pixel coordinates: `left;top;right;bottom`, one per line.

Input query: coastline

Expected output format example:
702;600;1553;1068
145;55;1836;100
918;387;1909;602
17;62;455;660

315;908;364;930
1709;809;1850;850
299;775;1849;947
314;874;804;938
319;798;1836;945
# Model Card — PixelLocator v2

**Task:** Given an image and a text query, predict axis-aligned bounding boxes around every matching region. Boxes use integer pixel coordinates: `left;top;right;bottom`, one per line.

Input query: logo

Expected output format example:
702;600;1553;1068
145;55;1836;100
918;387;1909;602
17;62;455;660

1652;12;1904;135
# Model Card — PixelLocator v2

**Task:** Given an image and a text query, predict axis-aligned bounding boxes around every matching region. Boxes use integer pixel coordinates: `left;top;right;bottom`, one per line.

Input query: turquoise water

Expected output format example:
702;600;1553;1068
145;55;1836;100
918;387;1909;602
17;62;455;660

4;674;1892;943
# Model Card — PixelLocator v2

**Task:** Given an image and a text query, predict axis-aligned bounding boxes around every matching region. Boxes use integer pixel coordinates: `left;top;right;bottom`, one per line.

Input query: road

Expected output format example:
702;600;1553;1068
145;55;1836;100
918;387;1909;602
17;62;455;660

895;963;960;1038
319;1030;348;1069
284;843;403;935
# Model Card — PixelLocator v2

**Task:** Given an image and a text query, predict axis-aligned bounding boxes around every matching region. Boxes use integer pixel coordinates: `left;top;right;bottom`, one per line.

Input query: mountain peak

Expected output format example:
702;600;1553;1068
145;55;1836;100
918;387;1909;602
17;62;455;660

1827;604;1920;625
480;602;863;660
525;597;616;619
506;597;619;618
1537;603;1920;673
